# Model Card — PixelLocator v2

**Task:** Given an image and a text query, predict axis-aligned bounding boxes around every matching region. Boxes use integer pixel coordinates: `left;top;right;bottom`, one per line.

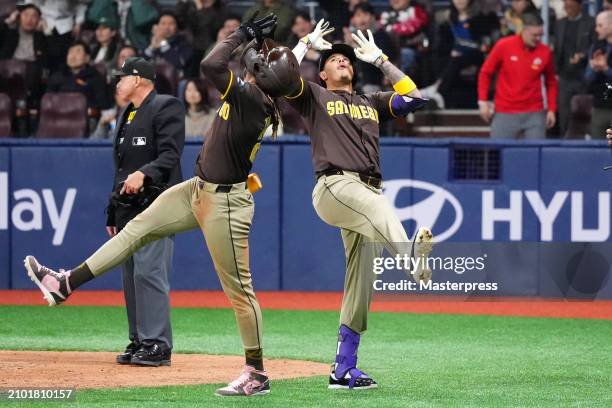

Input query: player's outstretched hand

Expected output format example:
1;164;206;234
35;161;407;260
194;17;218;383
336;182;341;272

301;19;334;51
239;12;277;43
352;29;387;67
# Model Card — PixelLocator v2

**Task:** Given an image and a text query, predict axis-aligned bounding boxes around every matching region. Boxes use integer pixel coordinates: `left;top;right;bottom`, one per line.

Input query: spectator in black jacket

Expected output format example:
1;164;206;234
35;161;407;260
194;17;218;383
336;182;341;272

176;0;227;77
91;15;122;82
0;3;47;105
116;44;137;69
554;0;594;137
343;3;397;92
0;3;47;65
288;10;319;63
585;10;612;139
143;12;192;77
47;41;111;110
421;0;499;108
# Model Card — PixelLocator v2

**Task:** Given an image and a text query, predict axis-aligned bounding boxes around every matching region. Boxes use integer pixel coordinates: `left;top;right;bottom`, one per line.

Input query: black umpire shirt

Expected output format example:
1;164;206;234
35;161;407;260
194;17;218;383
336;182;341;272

107;89;185;229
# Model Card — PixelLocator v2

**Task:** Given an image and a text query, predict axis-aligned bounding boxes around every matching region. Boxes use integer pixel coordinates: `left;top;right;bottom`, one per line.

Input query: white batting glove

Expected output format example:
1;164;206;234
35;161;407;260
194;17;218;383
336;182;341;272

352;29;388;67
300;19;334;51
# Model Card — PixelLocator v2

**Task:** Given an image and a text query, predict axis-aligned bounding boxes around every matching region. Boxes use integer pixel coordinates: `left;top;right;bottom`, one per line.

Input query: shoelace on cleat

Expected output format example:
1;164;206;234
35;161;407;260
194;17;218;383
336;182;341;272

228;369;253;389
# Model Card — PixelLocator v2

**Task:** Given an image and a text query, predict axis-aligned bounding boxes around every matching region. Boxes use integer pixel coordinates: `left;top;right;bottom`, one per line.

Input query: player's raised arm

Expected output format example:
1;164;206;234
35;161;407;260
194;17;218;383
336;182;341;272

200;13;277;94
351;29;427;114
291;19;334;64
352;29;420;97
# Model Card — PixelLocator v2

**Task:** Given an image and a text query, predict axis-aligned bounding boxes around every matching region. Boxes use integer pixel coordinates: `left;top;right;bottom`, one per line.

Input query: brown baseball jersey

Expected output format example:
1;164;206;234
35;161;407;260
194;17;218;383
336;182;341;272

195;32;275;184
284;78;397;178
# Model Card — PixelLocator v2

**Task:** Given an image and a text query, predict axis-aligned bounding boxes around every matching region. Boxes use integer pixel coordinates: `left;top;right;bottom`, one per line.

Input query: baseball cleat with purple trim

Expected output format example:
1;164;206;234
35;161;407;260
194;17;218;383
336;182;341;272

24;255;72;306
328;365;378;390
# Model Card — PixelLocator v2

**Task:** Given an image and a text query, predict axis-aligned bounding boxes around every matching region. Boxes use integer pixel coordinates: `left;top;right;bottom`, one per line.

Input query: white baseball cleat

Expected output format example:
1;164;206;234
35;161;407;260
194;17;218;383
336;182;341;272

410;227;434;284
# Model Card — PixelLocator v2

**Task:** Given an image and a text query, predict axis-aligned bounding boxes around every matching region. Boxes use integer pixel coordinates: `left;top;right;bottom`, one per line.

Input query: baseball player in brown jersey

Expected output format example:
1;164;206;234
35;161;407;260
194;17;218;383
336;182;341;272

286;24;435;389
23;13;288;397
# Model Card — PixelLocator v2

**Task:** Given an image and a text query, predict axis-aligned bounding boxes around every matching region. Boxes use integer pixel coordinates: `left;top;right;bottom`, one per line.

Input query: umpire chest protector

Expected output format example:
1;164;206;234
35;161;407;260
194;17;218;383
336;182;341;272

111;90;184;229
113;90;182;188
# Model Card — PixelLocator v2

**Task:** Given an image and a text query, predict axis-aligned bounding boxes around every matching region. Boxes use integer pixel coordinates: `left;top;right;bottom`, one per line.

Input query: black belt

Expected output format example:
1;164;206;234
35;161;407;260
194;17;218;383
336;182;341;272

316;169;382;189
198;180;245;193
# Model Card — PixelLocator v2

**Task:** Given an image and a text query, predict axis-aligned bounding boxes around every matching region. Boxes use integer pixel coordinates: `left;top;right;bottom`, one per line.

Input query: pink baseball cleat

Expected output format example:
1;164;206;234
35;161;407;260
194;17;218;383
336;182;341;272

215;365;270;397
24;255;72;306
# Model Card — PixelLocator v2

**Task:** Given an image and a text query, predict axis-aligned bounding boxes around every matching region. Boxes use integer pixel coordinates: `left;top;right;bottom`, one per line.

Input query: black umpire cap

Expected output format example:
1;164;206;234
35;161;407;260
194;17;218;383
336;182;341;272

112;57;156;81
318;43;357;86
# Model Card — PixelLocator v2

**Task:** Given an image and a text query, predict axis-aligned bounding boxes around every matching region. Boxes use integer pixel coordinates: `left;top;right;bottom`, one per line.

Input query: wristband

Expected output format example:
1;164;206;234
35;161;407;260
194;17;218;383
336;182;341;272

300;36;312;49
393;75;417;95
374;53;389;67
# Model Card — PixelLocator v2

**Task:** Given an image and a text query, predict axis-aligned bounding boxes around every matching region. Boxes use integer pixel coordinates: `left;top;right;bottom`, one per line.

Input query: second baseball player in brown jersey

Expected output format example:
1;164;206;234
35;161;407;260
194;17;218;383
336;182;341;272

286;24;435;390
23;13;283;397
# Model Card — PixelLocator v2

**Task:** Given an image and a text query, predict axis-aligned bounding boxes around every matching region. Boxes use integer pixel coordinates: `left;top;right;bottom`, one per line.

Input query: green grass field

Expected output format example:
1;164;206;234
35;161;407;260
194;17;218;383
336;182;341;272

1;305;611;407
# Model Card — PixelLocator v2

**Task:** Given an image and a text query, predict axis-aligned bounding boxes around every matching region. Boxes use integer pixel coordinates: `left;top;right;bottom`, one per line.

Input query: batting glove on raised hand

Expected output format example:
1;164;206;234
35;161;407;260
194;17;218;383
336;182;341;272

351;29;388;67
239;12;278;43
300;19;334;51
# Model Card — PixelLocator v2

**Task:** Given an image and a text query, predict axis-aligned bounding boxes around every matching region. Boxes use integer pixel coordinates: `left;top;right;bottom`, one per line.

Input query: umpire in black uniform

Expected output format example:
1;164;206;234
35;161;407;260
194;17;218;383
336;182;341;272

107;57;185;366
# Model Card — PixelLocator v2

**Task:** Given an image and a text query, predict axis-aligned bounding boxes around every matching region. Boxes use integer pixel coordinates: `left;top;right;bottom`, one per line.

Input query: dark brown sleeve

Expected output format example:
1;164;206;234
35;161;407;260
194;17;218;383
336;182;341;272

200;30;247;96
367;91;396;122
283;78;315;115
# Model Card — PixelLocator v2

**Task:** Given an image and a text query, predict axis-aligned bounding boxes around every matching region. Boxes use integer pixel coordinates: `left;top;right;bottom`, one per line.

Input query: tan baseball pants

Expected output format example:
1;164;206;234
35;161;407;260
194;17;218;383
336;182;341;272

312;172;412;334
86;176;263;351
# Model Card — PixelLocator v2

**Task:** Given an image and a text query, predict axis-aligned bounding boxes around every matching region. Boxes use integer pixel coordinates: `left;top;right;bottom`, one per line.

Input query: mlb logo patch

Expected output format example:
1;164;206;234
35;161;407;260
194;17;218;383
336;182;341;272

132;137;146;146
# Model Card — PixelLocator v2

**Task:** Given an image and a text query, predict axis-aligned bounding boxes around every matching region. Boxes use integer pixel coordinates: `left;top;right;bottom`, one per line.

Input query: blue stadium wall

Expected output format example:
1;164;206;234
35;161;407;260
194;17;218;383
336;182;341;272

1;137;611;299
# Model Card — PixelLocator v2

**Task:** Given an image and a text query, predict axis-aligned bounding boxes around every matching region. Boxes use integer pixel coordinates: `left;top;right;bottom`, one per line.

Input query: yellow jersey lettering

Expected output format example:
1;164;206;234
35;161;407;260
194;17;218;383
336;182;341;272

327;101;382;122
359;106;369;119
367;107;377;123
218;102;230;121
342;102;349;115
335;100;344;116
249;116;272;162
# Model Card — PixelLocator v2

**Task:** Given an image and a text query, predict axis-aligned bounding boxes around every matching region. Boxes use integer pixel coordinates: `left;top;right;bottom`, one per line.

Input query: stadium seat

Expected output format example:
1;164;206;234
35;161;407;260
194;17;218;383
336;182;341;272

154;61;178;96
0;93;12;137
410;109;489;137
36;93;88;138
566;94;593;139
0;59;28;102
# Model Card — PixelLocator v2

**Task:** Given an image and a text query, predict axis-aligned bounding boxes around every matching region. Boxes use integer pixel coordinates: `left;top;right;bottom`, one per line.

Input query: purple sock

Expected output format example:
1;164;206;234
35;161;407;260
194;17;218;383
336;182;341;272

334;325;360;378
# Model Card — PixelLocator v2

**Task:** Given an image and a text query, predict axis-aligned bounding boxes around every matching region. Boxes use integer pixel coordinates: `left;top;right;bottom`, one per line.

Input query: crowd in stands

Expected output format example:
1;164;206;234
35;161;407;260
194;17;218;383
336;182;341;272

0;0;611;139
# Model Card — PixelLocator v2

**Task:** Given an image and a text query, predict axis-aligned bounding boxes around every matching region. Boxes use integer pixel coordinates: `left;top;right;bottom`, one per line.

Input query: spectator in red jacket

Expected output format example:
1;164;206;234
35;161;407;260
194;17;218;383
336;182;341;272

478;12;557;139
380;0;429;74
